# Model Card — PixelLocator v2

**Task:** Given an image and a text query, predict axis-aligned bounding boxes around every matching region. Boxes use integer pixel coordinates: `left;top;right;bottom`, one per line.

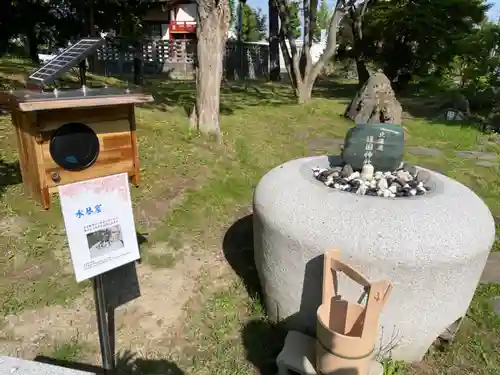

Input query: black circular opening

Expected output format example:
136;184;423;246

50;122;100;171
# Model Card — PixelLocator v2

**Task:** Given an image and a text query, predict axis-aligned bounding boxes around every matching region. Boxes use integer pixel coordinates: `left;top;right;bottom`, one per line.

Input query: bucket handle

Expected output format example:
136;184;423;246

322;249;371;304
322;249;392;339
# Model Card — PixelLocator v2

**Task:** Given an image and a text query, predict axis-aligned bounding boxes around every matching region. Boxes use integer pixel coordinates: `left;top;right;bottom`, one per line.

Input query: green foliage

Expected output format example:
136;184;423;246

455;22;500;90
286;1;302;39
241;4;266;42
314;0;330;42
382;359;409;375
228;0;236;30
362;0;489;88
0;0;152;59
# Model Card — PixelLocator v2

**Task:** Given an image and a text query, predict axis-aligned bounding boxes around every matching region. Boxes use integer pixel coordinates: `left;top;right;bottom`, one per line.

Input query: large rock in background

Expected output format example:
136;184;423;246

345;73;403;125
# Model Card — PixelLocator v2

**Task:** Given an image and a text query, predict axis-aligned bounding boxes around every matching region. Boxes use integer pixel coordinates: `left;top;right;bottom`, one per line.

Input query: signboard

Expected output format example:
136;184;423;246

59;173;140;282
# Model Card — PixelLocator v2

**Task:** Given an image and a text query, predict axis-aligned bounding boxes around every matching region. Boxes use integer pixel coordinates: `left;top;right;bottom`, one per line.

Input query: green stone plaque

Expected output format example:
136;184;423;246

341;123;404;171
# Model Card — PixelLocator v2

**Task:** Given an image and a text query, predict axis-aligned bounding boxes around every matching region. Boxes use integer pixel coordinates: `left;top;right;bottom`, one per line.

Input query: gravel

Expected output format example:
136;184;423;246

312;162;431;198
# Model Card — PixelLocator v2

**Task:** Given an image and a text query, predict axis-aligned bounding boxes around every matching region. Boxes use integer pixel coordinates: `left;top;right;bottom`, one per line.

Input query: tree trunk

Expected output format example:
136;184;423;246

133;43;143;86
296;80;314;104
190;3;229;139
269;0;280;81
274;0;344;104
26;29;39;64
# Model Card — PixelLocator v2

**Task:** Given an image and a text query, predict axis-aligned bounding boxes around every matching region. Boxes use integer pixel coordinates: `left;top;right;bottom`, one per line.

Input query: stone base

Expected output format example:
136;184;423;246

254;155;496;361
0;357;95;375
276;331;383;375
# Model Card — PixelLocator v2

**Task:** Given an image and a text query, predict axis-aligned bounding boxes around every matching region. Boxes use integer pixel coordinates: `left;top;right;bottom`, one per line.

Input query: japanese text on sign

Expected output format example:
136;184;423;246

75;204;102;218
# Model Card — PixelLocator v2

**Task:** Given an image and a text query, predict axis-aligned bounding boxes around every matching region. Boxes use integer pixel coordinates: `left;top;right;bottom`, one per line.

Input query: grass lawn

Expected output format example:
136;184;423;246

0;57;499;374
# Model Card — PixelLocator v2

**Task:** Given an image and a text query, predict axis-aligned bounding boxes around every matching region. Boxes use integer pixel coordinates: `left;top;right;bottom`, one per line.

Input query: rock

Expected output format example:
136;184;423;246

396;170;411;181
441;92;471;117
377;178;388;190
341;164;354;178
403;163;417;176
394;178;406;187
374;171;383;180
407;146;444;157
416;171;431;184
344;72;403;125
347;171;360;181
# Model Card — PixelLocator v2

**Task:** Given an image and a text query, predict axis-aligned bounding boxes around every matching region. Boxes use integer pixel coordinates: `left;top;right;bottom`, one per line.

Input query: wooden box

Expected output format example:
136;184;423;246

0;87;153;209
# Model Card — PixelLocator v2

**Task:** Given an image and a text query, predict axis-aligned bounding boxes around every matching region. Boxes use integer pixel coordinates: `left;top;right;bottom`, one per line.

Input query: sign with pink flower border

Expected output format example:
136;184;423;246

59;173;140;282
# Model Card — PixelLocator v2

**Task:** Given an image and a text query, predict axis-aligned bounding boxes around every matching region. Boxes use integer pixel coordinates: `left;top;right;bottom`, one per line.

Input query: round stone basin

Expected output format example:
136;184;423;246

253;155;495;362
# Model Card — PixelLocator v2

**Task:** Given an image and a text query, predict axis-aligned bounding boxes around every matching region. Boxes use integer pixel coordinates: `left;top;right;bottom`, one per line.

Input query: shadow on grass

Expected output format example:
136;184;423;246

0;159;22;198
223;213;321;375
223;214;285;374
34;351;185;375
222;214;262;302
224;211;361;374
141;79;297;116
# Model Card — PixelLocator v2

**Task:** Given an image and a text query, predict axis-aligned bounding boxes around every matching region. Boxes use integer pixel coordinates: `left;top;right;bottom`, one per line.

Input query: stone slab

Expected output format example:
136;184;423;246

406;146;444;157
276;331;383;375
307;138;344;152
456;151;498;160
480;252;500;284
476;161;499;167
491;297;500;315
0;357;95;375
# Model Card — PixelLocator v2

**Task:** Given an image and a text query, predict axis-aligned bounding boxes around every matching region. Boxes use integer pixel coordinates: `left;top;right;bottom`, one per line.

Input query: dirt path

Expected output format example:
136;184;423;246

0;244;223;363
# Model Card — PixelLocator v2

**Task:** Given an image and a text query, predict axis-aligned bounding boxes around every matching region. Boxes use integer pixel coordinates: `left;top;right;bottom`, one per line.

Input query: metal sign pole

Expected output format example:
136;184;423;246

92;275;114;372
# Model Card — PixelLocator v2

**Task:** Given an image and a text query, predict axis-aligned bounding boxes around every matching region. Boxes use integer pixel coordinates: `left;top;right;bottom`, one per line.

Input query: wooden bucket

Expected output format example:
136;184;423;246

316;249;392;375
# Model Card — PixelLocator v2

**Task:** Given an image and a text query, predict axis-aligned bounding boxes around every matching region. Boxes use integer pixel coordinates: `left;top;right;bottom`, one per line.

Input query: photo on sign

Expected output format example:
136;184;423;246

86;224;124;259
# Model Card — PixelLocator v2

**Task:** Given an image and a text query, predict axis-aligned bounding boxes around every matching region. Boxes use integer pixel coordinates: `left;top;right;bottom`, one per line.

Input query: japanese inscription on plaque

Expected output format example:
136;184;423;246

342;124;404;172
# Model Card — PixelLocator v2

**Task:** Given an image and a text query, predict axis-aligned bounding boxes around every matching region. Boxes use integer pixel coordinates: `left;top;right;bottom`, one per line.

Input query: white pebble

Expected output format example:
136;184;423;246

334;183;341;189
377;178;388;190
312;167;327;177
325;176;334;186
377;190;384;196
390;192;396;198
397;170;411;181
357;185;368;195
383;171;392;178
370;180;377;188
410;189;417;196
417;181;424;188
382;189;391;197
403;183;410;189
388;185;398;193
374;171;383;180
347;171;360;181
417;186;427;193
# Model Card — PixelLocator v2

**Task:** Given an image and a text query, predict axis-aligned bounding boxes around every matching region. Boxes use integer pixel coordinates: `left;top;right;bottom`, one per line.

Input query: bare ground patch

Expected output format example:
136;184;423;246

135;167;210;234
0;248;211;362
0;215;27;238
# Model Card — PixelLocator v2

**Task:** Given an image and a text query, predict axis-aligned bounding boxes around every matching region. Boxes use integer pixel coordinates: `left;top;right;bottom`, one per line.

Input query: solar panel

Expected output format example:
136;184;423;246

28;37;106;87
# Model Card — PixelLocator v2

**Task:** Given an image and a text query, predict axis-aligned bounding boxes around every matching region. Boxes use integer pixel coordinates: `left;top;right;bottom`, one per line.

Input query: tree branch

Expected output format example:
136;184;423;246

310;0;345;79
274;0;302;85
